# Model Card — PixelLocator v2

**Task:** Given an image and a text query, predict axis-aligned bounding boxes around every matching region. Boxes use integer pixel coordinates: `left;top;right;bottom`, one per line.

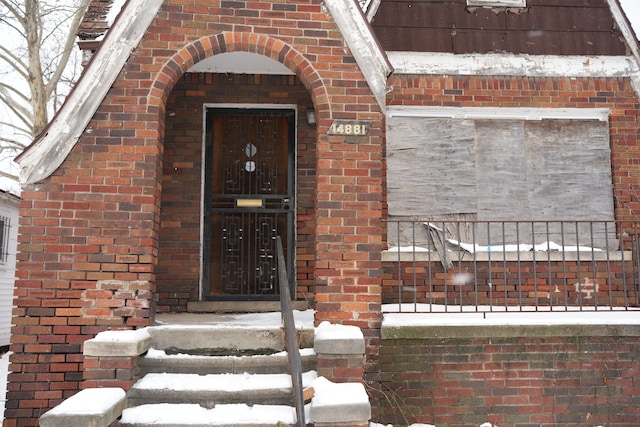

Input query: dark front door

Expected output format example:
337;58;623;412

203;108;295;300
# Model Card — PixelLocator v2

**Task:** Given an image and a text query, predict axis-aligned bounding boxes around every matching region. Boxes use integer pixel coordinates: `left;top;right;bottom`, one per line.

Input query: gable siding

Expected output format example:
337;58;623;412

371;0;627;55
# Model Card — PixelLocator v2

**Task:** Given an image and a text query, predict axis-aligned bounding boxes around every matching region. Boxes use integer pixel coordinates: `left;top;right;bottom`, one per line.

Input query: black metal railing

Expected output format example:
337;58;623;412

277;236;305;427
384;220;640;313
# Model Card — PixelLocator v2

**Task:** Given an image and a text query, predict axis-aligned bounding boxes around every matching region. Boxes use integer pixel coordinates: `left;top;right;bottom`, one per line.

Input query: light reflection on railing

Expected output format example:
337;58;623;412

383;220;640;313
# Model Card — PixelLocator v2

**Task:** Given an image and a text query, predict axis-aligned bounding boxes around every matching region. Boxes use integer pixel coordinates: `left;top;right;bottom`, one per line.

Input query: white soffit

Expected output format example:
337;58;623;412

387;106;610;121
324;0;393;110
388;52;640;77
188;52;294;75
17;0;164;185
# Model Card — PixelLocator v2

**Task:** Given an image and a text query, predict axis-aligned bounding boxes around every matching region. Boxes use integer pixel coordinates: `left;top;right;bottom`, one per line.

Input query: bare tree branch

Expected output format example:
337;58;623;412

45;0;90;100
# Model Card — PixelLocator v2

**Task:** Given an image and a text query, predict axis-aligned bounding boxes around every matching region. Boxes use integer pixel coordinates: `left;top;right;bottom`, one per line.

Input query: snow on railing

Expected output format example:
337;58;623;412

383;220;640;313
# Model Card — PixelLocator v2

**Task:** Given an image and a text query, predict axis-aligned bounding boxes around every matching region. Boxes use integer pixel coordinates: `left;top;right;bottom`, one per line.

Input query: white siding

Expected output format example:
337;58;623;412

0;192;19;347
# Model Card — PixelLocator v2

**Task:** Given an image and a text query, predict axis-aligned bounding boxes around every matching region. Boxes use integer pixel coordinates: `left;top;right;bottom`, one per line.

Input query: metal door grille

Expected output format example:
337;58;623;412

205;109;294;299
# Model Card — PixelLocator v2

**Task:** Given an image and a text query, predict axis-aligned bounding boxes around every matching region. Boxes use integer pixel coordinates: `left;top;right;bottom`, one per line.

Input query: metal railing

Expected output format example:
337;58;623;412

383;220;640;313
277;236;305;427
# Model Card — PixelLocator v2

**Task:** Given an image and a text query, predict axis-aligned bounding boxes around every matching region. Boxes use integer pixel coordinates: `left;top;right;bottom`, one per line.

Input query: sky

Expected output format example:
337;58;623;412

620;0;640;38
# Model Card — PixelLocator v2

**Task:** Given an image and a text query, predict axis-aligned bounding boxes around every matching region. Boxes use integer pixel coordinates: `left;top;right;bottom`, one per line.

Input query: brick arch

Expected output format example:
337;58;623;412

149;32;330;118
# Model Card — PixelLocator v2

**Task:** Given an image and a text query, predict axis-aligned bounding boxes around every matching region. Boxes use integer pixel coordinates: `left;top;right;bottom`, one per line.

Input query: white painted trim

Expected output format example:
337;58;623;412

467;0;526;7
324;0;393;110
387;106;610;121
199;103;298;300
388;52;640;77
16;0;164;185
365;0;382;22
607;0;640;66
606;0;640;97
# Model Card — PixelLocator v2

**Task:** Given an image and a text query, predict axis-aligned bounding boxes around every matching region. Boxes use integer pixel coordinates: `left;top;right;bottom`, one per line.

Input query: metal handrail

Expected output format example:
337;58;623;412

277;236;305;427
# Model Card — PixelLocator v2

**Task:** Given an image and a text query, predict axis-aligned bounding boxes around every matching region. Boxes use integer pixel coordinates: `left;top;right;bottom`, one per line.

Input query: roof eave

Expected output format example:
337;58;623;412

324;0;393;110
16;0;164;186
606;0;640;97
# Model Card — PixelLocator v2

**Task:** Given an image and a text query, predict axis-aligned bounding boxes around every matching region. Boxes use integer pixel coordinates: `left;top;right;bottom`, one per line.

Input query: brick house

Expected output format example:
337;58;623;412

5;0;640;425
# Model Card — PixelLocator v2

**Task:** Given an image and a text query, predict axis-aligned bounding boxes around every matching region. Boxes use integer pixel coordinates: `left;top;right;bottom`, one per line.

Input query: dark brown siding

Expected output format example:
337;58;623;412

371;0;628;55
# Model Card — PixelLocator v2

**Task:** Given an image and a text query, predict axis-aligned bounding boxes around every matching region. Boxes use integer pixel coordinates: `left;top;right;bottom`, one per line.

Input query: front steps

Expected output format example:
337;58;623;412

41;311;372;427
120;312;316;426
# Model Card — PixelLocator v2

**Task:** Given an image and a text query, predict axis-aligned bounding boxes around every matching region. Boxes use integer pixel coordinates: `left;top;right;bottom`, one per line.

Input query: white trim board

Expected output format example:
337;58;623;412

16;0;164;185
388;52;640;77
387;106;610;121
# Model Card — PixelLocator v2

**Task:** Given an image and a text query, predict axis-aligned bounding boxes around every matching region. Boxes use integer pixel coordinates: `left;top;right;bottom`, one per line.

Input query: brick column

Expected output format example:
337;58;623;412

314;322;366;384
82;329;151;390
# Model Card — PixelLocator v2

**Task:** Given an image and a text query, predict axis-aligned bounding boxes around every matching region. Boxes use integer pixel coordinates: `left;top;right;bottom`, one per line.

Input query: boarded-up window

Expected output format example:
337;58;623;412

386;108;614;248
388;117;613;220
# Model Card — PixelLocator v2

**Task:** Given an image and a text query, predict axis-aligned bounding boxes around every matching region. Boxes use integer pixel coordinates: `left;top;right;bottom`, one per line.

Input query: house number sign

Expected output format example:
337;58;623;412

327;120;370;135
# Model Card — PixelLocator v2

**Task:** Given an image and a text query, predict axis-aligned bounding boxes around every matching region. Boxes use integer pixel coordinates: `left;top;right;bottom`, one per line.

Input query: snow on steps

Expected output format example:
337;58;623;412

140;347;318;375
41;312;371;427
123;319;316;426
126;370;318;407
119;402;300;427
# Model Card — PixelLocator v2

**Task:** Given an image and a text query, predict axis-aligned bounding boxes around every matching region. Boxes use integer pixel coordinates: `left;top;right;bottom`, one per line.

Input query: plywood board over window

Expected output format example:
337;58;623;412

386;107;614;248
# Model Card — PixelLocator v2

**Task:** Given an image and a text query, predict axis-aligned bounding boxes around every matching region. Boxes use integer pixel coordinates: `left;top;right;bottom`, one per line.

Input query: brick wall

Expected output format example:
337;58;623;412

158;73;316;312
376;329;640;426
7;1;384;424
382;259;639;308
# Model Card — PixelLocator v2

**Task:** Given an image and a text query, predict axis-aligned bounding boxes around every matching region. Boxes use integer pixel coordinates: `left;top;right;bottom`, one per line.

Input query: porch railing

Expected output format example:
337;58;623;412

383;220;640;313
276;236;305;427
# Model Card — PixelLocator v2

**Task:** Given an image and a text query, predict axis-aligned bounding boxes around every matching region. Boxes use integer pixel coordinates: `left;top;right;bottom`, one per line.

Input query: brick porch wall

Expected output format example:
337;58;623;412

375;331;640;426
382;259;640;308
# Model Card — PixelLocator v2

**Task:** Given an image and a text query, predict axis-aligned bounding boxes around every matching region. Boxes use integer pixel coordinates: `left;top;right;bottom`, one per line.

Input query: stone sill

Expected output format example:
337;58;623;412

382;311;640;339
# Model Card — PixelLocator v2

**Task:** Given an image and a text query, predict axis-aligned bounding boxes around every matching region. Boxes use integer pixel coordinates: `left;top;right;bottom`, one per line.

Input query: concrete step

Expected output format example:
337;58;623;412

140;348;317;376
150;312;315;354
126;371;317;407
119;402;302;427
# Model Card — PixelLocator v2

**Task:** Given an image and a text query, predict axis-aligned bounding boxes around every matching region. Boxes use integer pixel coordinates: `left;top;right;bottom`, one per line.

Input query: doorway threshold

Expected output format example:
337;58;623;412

187;300;309;313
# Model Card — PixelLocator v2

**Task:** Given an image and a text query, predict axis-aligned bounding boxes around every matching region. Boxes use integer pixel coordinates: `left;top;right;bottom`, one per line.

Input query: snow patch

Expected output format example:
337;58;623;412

311;376;369;407
315;321;364;341
121;403;298;424
132;371;317;392
43;388;125;415
92;328;150;343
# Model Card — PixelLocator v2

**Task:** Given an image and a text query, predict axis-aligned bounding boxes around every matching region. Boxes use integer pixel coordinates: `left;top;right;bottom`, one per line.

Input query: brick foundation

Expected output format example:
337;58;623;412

375;325;640;426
